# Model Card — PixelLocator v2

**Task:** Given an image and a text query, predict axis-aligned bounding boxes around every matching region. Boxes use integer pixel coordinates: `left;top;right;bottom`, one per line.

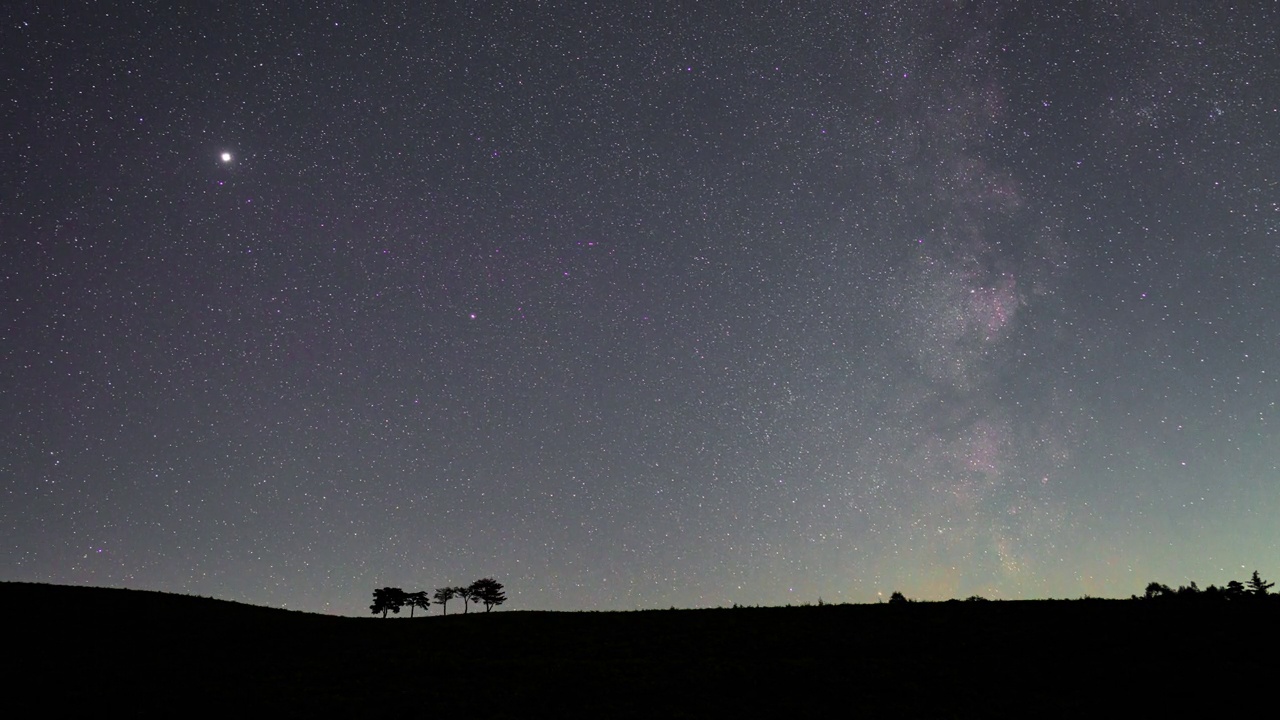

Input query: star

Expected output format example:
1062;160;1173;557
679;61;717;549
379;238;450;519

5;1;1276;614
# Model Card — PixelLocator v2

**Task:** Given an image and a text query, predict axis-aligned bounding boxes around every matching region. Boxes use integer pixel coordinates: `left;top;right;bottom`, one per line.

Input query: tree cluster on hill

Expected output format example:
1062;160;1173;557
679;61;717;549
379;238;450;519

370;579;506;617
1136;570;1276;603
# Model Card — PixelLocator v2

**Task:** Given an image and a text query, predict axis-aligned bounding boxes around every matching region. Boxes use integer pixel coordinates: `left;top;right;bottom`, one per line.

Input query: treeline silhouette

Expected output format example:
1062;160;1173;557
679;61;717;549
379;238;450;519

1136;569;1276;603
370;578;506;617
878;570;1277;606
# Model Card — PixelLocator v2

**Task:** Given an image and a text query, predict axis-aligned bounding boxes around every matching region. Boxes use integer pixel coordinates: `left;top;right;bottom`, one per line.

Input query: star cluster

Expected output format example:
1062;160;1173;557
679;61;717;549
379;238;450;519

2;2;1276;613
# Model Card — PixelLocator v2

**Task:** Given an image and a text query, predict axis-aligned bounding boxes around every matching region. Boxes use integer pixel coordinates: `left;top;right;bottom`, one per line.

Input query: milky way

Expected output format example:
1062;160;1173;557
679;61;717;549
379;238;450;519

2;2;1276;612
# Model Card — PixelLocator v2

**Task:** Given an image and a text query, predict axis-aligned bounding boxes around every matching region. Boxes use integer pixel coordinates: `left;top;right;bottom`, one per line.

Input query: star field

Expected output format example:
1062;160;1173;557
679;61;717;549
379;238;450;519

2;2;1277;613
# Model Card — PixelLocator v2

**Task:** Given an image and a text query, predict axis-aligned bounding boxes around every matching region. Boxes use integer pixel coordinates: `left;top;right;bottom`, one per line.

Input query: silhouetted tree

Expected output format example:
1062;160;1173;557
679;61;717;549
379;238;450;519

1247;570;1274;597
888;591;909;604
371;587;407;618
406;591;430;617
1134;575;1280;603
469;578;507;612
1244;566;1274;594
455;585;476;614
1175;582;1201;598
433;587;458;615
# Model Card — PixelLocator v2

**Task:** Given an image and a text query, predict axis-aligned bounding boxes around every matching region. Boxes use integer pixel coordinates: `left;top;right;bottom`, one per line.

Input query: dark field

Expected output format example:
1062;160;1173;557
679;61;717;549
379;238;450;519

4;582;1274;717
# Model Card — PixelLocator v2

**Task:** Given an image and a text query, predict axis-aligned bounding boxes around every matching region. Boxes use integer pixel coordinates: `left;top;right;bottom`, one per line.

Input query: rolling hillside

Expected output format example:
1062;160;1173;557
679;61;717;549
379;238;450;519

3;582;1273;716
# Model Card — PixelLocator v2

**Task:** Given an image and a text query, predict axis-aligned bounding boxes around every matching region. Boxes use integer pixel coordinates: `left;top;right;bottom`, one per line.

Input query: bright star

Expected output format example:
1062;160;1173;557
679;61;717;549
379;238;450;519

220;152;232;163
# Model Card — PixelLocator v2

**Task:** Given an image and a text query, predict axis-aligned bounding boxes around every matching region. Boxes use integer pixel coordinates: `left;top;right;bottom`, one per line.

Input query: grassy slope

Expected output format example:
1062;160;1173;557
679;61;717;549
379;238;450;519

3;582;1274;717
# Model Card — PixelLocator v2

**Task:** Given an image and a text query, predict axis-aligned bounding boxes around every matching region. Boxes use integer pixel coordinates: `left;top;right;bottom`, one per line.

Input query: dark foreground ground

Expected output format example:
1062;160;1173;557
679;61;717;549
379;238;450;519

3;582;1276;717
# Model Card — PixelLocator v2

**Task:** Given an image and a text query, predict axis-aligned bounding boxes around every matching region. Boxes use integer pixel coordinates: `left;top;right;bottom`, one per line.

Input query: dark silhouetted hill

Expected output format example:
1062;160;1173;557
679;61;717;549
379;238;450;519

3;583;1274;717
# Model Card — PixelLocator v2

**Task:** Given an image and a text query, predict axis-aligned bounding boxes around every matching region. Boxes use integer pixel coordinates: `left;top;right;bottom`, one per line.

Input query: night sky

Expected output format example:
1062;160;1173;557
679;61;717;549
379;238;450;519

3;2;1277;615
